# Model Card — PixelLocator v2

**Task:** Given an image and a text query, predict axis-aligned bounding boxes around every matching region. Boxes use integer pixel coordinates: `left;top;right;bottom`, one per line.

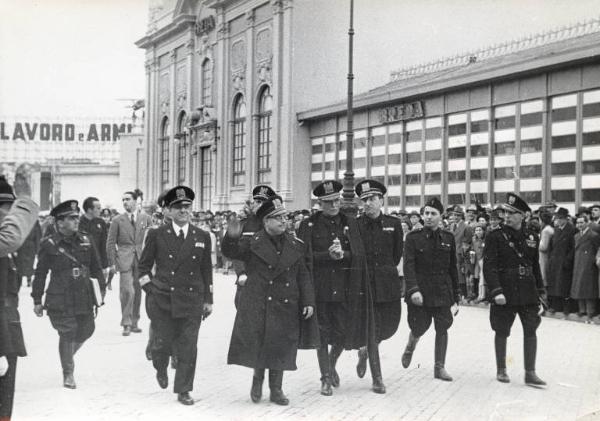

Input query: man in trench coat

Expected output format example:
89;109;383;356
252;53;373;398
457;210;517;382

570;214;600;322
546;208;576;316
222;195;318;406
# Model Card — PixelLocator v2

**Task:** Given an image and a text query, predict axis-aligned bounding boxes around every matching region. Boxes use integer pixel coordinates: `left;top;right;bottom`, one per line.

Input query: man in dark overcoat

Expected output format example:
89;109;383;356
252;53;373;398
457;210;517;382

138;185;213;406
297;180;365;396
484;193;546;387
32;200;106;389
222;195;318;406
354;179;403;394
401;198;459;381
0;171;39;420
570;214;600;322
546;207;576;316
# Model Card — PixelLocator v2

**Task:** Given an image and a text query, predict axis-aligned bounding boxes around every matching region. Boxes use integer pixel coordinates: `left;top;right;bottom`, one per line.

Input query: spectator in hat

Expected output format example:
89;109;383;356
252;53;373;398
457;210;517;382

538;212;554;288
570;214;600;323
32;200;106;389
588;204;600;234
409;211;422;231
489;209;503;232
546;208;576;316
222;195;318;406
448;205;472;301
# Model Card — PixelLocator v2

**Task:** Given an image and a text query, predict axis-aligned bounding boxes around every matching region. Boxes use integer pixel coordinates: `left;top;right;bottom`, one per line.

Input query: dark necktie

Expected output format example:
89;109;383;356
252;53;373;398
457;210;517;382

178;229;185;247
130;214;135;227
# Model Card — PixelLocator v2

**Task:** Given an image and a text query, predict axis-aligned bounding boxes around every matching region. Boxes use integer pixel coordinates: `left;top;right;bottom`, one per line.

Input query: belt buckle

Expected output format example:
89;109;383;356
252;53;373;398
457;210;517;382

72;267;81;278
518;266;526;276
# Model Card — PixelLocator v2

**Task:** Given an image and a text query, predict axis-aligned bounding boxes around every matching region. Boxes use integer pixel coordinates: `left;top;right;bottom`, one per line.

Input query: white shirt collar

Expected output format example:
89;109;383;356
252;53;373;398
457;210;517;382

172;221;189;238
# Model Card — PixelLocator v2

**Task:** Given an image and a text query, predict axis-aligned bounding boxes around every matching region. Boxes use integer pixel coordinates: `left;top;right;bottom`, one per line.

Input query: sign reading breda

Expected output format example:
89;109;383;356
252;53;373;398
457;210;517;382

0;120;133;142
377;101;424;124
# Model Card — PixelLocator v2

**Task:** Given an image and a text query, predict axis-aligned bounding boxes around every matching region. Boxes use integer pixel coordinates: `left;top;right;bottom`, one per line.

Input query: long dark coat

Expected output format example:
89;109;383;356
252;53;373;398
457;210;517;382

222;230;318;371
14;221;41;278
547;223;576;297
570;229;600;299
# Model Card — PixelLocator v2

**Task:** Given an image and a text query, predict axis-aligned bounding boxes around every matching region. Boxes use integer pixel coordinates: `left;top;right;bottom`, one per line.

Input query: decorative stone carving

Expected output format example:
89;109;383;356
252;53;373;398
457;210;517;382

196;15;216;37
246;10;254;27
159;73;170;115
271;0;283;14
176;65;187;110
198;35;212;58
186;38;195;52
232;72;245;93
255;29;271;62
257;59;272;83
231;39;246;71
144;58;156;74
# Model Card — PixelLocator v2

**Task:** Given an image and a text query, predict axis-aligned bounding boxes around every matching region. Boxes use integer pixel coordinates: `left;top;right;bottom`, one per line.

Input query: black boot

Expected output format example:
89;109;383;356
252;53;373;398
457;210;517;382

368;344;386;394
329;345;343;387
251;369;264;403
59;338;76;389
317;348;332;396
269;370;289;406
433;332;453;381
401;332;420;369
524;336;546;388
495;335;510;383
356;346;368;378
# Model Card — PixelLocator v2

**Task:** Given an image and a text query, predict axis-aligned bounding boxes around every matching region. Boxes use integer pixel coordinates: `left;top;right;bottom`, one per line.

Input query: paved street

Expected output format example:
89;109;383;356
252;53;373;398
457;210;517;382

12;272;600;421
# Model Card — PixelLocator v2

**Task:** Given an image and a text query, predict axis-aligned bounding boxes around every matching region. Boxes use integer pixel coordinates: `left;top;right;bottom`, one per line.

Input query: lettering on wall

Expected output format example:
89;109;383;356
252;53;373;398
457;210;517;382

0;122;133;142
377;102;424;124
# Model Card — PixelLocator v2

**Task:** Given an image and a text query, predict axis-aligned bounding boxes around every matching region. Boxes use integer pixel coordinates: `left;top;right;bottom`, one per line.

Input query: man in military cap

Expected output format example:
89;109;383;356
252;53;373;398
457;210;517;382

297;180;365;396
484;193;546;387
354;179;403;394
227;184;277;308
138;185;213;405
32;200;106;389
401;197;459;381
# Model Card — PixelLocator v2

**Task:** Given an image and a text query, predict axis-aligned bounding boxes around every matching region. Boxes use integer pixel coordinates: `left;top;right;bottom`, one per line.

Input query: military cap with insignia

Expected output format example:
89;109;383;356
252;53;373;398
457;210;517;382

355;179;387;199
313;180;343;201
0;175;15;204
554;207;569;219
502;193;531;214
256;195;287;220
252;184;276;201
164;185;195;207
51;200;80;219
424;197;444;214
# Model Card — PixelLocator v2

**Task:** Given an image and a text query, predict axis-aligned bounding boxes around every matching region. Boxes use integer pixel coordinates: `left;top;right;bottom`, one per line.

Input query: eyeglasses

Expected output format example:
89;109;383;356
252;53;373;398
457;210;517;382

268;215;286;221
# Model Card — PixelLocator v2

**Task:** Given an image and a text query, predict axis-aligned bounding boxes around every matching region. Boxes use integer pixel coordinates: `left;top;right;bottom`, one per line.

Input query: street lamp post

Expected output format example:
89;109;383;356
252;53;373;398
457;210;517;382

341;0;356;215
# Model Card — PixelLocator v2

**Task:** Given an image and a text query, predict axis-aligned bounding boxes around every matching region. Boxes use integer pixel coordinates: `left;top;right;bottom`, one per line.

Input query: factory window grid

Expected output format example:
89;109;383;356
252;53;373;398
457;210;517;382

256;86;272;183
176;111;187;184
159;117;170;190
550;93;577;207
232;94;247;186
582;88;600;203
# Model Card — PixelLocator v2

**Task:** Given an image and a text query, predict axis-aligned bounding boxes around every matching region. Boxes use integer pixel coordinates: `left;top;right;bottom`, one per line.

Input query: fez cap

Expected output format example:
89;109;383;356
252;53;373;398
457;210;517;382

256;195;287;220
165;185;195;207
0;176;15;204
502;193;531;214
554;207;570;219
51;200;80;219
355;179;387;199
252;184;276;201
313;180;343;201
424;197;444;214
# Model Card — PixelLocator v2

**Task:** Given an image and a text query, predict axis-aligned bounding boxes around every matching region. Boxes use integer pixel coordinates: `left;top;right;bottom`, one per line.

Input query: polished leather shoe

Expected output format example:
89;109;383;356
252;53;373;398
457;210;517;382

356;349;368;379
156;369;168;389
63;373;77;389
331;368;340;388
320;377;333;396
131;326;142;333
497;369;510;383
122;326;131;336
371;376;386;394
269;389;289;406
250;376;263;403
177;392;195;405
401;349;413;369
525;371;546;388
434;366;453;381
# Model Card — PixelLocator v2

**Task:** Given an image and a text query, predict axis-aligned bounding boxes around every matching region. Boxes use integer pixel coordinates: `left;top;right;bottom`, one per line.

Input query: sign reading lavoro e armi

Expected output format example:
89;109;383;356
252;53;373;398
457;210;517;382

377;101;424;124
0;120;133;142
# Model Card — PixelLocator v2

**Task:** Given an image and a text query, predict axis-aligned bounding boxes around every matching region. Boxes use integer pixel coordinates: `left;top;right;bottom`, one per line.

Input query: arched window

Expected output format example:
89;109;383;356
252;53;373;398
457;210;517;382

201;59;212;106
257;86;272;183
160;117;170;190
232;95;246;186
176;112;187;184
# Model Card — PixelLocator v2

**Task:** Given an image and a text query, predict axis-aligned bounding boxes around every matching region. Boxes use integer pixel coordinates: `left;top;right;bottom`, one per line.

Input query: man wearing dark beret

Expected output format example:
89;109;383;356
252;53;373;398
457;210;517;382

138;185;213;405
32;200;106;389
401;197;459;381
484;193;546;387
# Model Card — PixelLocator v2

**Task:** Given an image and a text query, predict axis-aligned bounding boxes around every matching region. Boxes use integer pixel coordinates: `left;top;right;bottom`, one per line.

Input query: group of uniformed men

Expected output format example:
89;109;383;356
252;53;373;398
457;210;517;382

0;172;547;416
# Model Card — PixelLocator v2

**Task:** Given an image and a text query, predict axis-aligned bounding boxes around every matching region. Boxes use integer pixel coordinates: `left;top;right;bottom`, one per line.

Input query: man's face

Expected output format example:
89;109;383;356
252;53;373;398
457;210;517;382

466;211;476;221
362;195;383;219
91;201;101;218
263;214;286;236
447;213;456;224
122;193;136;212
504;209;523;229
475;226;484;237
320;197;340;217
576;217;587;232
170;203;191;226
251;198;265;214
592;207;600;219
57;215;79;234
410;215;420;225
490;217;501;228
554;217;567;228
422;206;441;229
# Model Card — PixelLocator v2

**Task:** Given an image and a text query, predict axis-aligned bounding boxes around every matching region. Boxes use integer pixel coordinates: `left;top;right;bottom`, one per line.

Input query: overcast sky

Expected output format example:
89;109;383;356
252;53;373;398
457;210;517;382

0;0;598;119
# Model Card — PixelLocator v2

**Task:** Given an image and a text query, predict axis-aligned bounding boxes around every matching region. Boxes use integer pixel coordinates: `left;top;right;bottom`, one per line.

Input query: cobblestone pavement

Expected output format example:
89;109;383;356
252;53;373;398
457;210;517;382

12;272;600;421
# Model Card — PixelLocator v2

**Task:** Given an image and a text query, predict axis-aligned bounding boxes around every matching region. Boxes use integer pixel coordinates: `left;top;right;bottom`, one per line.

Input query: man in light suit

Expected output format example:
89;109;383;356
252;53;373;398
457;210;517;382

107;190;152;336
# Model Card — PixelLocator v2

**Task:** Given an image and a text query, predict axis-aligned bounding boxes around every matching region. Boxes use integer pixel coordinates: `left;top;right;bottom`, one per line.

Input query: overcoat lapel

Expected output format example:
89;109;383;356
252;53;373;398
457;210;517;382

273;235;302;278
251;231;279;270
575;230;588;250
162;225;181;258
175;226;197;267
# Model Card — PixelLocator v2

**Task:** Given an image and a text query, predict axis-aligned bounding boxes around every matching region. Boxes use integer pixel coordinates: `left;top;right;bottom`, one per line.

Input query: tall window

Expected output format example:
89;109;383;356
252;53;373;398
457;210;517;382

257;86;272;183
200;147;213;210
232;95;246;186
160;117;170;190
201;59;212;106
176;112;187;184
